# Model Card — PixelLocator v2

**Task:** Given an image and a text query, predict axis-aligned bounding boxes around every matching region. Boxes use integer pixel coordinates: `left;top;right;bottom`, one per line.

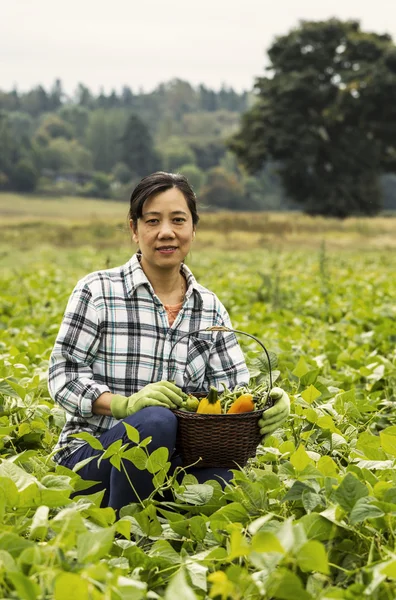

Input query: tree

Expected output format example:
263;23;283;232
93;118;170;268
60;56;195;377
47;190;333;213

229;19;396;217
41;138;93;172
178;164;206;193
120;114;160;177
36;114;73;140
85;110;126;172
190;138;226;170
200;167;245;210
58;105;89;140
161;136;195;172
112;162;133;184
11;160;38;192
0;111;19;179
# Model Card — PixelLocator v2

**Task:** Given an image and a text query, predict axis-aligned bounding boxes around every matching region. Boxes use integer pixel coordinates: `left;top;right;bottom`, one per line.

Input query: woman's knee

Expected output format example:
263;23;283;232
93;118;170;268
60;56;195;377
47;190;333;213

123;407;178;447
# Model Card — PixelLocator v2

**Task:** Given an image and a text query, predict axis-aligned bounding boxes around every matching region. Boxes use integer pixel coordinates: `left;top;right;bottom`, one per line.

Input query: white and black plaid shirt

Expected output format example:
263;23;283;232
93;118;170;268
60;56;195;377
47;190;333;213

48;254;249;462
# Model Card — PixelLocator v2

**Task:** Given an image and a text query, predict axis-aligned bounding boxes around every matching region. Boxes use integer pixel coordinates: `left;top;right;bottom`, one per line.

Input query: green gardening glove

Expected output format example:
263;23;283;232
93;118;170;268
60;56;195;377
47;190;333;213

110;381;186;419
258;387;290;440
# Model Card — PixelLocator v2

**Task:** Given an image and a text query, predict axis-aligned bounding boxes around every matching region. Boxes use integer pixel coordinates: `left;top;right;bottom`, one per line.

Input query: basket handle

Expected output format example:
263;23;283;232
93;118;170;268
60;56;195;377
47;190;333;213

169;325;273;391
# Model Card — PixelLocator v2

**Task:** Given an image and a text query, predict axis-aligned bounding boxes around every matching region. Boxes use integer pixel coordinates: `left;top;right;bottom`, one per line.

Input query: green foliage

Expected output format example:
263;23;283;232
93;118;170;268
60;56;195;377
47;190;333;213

36;114;73;140
230;18;396;217
160;136;195;172
40;138;93;173
112;162;133;185
120;113;161;178
178;164;206;194
200;166;245;210
1;237;395;597
11;160;38;192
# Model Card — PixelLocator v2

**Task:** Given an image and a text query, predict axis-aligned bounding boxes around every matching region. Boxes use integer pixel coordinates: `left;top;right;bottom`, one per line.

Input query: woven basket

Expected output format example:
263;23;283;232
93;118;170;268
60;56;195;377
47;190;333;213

171;326;274;468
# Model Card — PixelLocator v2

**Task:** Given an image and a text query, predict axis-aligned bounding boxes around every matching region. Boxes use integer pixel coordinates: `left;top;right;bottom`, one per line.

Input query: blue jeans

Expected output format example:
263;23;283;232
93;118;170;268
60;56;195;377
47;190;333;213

60;407;233;511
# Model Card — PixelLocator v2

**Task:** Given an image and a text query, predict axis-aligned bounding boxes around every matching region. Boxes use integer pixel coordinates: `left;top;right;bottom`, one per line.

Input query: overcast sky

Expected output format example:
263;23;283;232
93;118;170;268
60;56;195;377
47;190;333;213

1;0;396;95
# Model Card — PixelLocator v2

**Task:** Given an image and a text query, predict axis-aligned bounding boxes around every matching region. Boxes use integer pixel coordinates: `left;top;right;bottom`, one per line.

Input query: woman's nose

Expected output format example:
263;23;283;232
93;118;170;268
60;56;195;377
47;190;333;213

158;221;175;238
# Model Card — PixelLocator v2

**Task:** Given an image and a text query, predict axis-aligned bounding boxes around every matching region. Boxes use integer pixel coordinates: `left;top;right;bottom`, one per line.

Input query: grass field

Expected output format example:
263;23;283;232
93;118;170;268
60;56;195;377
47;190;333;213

0;194;396;598
1;192;396;253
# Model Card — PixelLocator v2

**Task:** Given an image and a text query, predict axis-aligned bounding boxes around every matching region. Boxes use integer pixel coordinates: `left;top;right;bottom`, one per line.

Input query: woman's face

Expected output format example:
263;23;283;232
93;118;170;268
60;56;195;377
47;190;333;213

131;187;195;271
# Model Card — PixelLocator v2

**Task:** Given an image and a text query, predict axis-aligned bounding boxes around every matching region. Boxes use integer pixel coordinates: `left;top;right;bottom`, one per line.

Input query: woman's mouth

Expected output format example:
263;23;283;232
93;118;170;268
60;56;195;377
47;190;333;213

157;246;178;254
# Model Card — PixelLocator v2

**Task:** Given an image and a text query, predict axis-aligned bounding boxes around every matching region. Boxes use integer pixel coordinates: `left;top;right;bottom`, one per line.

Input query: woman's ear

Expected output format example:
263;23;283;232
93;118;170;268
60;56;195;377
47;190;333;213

130;219;139;244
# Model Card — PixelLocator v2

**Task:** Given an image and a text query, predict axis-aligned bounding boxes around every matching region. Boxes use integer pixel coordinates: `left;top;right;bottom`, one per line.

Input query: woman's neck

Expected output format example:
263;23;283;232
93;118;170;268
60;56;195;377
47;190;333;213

140;257;185;303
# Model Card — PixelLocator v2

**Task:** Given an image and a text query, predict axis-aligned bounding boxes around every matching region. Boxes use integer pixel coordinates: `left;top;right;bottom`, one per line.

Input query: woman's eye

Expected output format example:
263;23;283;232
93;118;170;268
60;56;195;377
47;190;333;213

146;219;158;224
174;218;186;223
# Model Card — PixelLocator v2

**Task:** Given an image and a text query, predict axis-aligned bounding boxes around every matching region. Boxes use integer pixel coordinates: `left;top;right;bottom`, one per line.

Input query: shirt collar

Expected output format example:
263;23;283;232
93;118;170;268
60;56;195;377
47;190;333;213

123;253;203;307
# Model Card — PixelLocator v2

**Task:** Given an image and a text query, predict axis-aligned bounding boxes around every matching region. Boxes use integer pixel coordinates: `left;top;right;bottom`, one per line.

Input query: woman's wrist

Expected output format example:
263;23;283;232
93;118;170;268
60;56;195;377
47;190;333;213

92;392;114;416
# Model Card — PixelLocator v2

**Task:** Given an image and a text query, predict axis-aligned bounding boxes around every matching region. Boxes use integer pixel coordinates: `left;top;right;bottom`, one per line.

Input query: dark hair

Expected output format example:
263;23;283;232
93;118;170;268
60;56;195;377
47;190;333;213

129;171;199;228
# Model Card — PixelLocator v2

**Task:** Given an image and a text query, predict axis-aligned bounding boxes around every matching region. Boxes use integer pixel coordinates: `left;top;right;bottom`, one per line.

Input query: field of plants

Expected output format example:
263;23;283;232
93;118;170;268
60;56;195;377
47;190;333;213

1;208;396;599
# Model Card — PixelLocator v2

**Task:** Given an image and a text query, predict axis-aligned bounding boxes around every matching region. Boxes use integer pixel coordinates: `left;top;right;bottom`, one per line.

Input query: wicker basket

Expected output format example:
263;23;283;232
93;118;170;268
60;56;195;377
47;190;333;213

171;326;274;468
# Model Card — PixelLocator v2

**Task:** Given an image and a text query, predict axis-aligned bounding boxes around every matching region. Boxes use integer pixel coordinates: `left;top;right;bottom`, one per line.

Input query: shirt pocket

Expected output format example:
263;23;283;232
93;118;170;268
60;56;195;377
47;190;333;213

183;336;213;391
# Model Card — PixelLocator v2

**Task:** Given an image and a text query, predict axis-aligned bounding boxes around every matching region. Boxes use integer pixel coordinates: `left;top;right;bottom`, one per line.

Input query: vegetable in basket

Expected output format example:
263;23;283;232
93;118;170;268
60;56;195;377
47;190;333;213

227;393;255;414
197;387;222;414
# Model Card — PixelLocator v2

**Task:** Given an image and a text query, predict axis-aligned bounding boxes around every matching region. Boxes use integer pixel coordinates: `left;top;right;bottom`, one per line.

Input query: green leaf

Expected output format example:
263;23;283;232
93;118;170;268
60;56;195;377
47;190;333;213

149;539;181;565
0;461;38;491
30;505;49;540
300;369;320;387
134;505;162;537
98;439;122;464
0;549;17;572
122;446;148;470
317;456;338;477
123;422;140;444
349;497;385;525
7;572;39;600
0;379;24;399
333;473;369;513
381;560;396;579
185;558;208;592
282;481;315;503
4;379;26;400
176;484;214;506
292;357;310;378
77;527;114;563
267;568;311;600
251;531;284;553
302;490;322;513
54;573;90;600
228;528;250;559
165;568;198;600
356;432;387;460
297;540;330;574
70;432;103;450
290;445;313;471
380;426;396;456
299;513;337;541
210;502;249;524
301;385;321;404
170;516;207;542
146;447;169;474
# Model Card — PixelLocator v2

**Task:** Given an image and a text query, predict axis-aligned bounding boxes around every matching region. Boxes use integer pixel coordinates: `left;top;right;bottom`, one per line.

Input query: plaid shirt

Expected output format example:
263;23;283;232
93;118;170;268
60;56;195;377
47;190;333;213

48;254;249;463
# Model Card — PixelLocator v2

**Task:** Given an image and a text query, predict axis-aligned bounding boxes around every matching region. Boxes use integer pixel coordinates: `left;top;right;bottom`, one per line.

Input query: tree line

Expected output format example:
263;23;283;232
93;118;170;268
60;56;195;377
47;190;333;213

1;18;396;216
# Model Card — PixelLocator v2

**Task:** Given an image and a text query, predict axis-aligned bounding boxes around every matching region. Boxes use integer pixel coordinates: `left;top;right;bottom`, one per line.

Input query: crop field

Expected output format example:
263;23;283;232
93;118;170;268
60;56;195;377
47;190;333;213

0;202;396;599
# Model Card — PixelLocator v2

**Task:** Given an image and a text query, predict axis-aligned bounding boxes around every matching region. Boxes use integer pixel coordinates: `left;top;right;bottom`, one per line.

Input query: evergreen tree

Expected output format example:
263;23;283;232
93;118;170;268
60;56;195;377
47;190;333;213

120;114;160;177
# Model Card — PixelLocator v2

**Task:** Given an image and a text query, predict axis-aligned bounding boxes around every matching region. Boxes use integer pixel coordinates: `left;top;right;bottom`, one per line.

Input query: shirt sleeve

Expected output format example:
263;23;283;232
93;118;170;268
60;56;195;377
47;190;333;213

48;282;111;417
206;303;250;390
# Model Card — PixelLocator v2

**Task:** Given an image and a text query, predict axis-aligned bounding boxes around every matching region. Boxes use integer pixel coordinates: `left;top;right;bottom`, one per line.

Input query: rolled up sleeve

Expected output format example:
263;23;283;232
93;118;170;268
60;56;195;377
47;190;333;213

48;283;110;417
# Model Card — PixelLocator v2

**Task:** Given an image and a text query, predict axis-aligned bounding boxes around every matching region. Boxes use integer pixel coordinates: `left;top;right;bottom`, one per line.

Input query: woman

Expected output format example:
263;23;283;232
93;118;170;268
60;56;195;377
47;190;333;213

48;172;290;511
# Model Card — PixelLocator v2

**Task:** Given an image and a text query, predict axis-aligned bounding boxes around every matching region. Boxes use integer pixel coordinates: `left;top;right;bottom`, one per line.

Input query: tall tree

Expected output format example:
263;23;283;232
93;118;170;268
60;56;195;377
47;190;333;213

229;19;396;217
120;114;160;177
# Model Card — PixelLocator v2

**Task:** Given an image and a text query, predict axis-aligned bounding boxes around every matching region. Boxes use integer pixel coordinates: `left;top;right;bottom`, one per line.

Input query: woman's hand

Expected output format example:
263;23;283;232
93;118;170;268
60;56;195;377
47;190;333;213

258;387;290;439
110;381;186;419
